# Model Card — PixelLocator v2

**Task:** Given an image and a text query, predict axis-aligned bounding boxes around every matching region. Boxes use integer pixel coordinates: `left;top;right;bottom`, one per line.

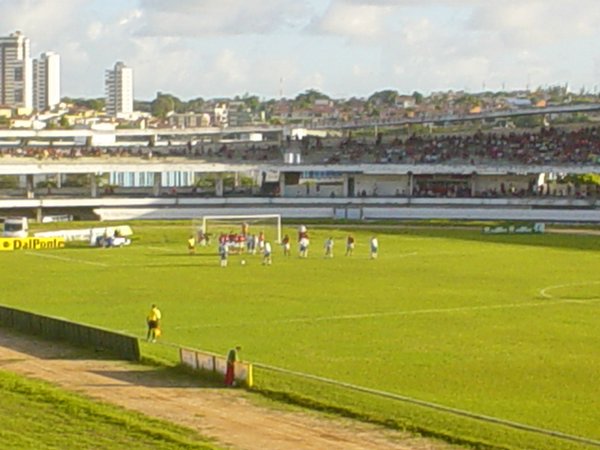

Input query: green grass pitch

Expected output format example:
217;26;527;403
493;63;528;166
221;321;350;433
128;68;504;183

1;221;599;449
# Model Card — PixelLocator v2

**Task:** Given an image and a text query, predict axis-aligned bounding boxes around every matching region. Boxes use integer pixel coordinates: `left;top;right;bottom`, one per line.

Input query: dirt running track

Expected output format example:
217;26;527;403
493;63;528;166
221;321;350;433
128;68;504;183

0;329;459;450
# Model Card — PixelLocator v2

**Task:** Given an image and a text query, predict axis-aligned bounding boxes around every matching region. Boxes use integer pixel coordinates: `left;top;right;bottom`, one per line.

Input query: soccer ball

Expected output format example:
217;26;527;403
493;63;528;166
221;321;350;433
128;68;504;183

241;259;246;265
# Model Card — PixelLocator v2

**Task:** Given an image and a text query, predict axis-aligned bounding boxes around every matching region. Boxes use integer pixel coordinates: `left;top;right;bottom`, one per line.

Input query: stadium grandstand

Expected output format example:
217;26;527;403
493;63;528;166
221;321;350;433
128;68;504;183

1;122;599;222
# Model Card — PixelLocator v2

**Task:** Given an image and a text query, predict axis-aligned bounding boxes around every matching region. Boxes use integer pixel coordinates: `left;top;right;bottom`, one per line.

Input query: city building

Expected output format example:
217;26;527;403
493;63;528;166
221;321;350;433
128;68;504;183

167;111;211;128
213;103;228;128
105;61;133;118
33;51;60;111
0;31;32;109
228;101;253;127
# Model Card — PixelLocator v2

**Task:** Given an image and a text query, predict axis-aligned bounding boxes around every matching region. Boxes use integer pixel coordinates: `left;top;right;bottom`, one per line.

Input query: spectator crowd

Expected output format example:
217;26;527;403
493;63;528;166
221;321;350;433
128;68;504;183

0;126;599;168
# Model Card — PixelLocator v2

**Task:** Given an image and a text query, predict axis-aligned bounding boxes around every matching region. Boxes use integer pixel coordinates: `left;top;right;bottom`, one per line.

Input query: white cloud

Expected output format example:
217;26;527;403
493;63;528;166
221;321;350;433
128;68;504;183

468;0;600;44
87;22;104;41
0;0;85;52
126;37;197;98
1;0;599;98
314;1;391;40
119;9;143;26
301;72;326;92
136;0;313;36
214;50;248;85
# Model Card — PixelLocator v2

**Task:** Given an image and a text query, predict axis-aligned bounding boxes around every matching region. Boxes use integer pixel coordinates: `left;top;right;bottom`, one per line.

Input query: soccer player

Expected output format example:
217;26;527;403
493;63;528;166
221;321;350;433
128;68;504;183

282;234;291;256
299;236;309;258
225;346;242;387
324;237;334;258
246;234;254;254
370;236;379;259
219;242;229;267
345;234;355;256
146;304;162;342
187;235;196;255
298;225;308;243
196;228;206;246
257;231;265;252
263;241;272;265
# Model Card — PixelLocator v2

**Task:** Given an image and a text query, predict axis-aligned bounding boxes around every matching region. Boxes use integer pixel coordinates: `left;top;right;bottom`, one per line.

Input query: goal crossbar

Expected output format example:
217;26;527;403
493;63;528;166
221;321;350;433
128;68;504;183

199;214;282;243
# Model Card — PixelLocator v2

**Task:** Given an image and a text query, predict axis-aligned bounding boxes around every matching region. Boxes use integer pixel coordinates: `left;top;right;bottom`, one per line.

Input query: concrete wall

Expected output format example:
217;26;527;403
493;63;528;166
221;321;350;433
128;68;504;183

353;174;410;197
92;203;600;223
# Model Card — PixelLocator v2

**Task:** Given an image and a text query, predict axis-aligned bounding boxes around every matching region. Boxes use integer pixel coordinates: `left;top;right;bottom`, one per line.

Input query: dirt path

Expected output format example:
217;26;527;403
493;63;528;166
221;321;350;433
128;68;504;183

0;328;458;450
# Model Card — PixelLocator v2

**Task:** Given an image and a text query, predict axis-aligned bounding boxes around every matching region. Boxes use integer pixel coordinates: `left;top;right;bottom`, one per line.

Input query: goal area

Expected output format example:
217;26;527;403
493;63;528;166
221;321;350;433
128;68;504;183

193;214;282;247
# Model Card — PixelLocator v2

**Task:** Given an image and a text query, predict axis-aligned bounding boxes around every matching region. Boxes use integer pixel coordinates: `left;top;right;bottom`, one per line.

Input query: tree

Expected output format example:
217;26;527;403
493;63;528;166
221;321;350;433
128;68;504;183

367;89;398;106
242;94;261;113
294;89;330;108
368;108;380;118
151;93;182;118
560;173;600;186
512;115;542;128
134;100;152;113
455;93;480;108
87;98;105;111
0;175;18;189
62;174;90;188
59;115;70;129
185;97;205;113
412;91;424;104
61;97;104;111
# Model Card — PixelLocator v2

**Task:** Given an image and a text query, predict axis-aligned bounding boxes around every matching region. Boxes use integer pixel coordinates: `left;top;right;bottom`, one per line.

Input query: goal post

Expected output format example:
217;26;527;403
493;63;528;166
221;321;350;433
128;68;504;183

193;214;282;245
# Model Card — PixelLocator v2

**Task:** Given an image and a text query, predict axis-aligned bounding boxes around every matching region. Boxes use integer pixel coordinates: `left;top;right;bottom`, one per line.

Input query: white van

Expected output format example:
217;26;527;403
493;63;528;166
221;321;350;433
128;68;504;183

1;217;29;238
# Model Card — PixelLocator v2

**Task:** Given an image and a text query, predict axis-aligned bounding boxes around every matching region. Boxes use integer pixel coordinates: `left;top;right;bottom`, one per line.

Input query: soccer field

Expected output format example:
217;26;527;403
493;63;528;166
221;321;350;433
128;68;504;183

1;222;599;449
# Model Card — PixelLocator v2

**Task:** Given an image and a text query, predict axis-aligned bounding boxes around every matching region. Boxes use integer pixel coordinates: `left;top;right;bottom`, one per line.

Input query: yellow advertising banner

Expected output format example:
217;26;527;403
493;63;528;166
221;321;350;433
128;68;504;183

0;237;66;251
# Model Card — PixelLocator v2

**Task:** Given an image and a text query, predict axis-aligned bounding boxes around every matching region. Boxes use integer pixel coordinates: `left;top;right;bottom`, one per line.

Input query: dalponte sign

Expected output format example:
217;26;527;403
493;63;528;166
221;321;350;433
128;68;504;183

0;237;66;251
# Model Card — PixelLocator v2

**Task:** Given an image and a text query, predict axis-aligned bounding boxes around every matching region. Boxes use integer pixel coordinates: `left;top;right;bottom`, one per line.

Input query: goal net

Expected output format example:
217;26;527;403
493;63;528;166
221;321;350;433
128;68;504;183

192;214;282;251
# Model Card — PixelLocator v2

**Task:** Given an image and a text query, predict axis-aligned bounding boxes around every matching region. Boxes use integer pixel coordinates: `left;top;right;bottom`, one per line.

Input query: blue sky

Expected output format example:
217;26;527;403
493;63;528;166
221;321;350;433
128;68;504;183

2;0;600;100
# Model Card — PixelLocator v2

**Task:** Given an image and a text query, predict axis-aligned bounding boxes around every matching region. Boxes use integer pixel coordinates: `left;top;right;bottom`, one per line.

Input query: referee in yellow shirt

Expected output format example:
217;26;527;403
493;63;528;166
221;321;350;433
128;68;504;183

146;304;162;342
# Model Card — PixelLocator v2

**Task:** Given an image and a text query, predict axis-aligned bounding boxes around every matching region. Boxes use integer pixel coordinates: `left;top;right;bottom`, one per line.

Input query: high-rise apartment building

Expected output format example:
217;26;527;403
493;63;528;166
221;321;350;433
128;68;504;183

0;31;32;109
105;61;133;118
33;51;60;111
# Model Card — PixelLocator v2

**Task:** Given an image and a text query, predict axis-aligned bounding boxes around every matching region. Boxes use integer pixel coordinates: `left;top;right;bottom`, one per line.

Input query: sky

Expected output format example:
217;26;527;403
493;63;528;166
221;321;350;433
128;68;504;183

2;0;600;100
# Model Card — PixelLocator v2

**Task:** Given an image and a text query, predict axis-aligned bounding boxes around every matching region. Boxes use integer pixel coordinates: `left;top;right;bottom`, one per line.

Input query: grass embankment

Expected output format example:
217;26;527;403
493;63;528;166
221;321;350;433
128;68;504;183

0;370;220;450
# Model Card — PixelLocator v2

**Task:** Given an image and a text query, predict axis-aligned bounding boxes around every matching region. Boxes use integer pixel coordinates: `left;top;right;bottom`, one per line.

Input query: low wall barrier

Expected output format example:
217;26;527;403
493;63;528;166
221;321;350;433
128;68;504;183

179;347;253;387
0;304;140;361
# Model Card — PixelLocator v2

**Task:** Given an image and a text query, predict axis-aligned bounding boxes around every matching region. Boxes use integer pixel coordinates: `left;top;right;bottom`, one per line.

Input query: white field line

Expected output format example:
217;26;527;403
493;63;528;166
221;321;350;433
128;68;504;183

146;246;176;252
397;250;477;258
24;251;109;267
539;281;600;299
140;248;468;259
172;297;600;331
396;251;418;258
113;262;202;268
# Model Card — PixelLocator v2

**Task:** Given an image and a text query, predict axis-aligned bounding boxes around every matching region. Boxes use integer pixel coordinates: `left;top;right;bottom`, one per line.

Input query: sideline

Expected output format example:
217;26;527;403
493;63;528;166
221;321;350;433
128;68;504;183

146;246;176;252
251;362;600;449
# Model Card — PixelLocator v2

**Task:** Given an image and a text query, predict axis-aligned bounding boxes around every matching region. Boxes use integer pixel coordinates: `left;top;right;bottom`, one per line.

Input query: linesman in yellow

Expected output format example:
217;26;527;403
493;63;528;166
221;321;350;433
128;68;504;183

146;304;162;342
187;235;196;255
